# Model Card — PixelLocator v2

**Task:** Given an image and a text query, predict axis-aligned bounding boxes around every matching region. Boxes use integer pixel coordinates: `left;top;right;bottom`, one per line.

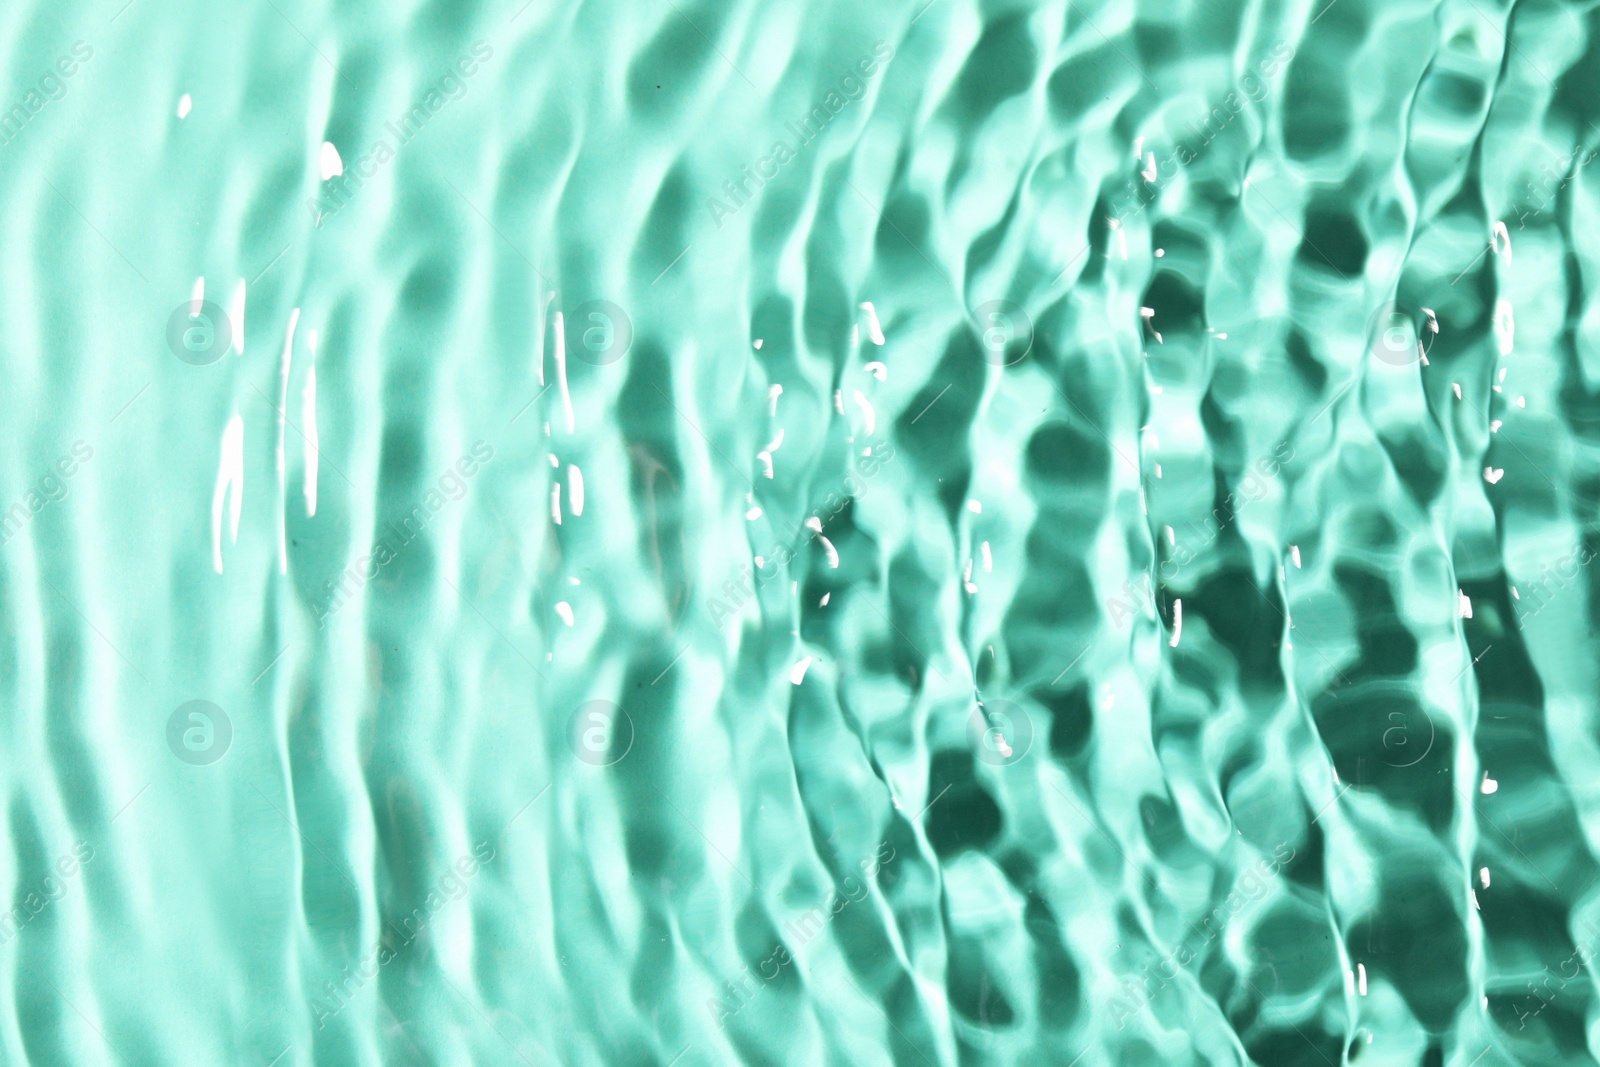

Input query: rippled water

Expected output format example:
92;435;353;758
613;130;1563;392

5;0;1600;1063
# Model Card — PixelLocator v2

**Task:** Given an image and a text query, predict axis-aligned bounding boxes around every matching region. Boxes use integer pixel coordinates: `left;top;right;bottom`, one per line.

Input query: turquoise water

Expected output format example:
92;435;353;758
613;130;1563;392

3;0;1600;1063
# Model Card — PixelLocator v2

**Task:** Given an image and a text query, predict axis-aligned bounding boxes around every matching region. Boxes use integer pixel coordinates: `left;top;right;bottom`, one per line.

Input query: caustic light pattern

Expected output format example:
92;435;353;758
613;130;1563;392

2;0;1598;1065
